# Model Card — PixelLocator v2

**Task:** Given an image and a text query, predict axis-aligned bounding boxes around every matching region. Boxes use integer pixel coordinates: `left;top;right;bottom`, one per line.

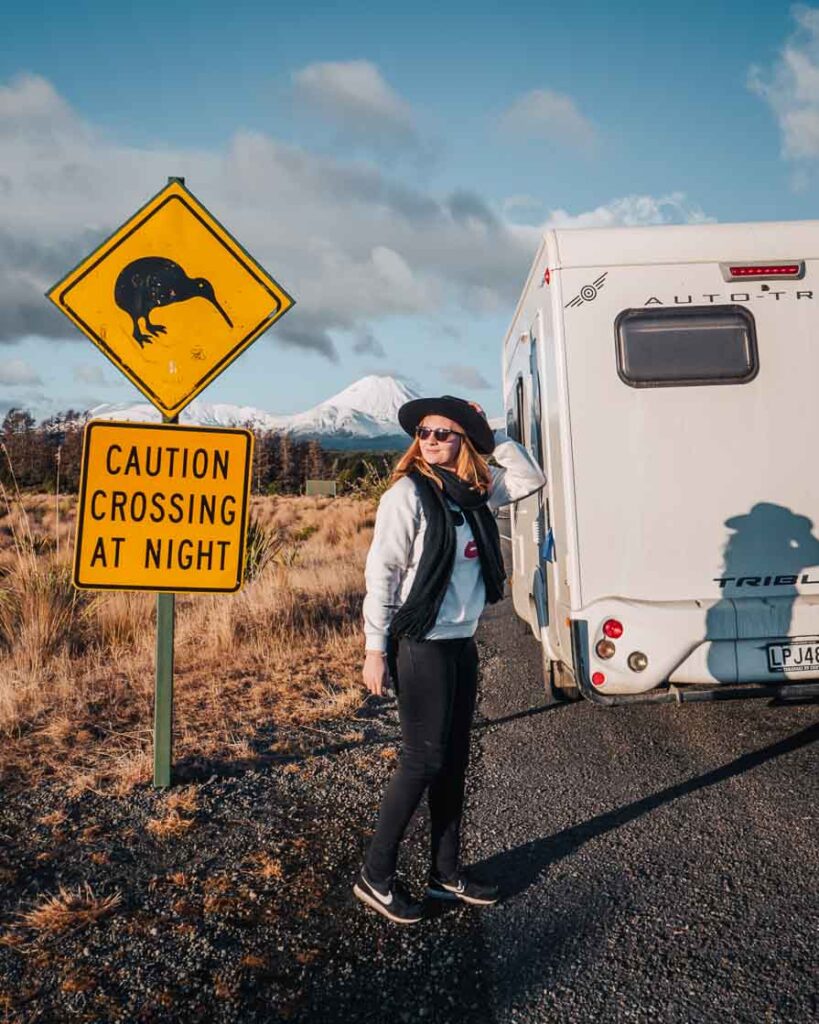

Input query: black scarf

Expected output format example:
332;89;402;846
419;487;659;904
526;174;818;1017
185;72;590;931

388;467;506;646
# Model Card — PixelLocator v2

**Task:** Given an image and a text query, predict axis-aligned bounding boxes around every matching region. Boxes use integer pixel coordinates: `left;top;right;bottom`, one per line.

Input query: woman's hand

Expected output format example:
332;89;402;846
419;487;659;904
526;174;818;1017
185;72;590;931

363;650;389;696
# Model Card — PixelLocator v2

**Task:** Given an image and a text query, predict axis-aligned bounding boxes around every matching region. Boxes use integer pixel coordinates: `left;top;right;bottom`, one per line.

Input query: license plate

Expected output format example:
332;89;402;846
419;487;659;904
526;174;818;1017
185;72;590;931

766;637;819;673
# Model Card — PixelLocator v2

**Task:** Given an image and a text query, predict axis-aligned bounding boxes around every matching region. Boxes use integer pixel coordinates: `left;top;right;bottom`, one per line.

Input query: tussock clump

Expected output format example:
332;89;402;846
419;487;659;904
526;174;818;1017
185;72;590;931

91;590;154;650
244;851;285;881
0;560;90;669
14;883;122;938
145;787;200;838
0;494;378;791
146;812;196;840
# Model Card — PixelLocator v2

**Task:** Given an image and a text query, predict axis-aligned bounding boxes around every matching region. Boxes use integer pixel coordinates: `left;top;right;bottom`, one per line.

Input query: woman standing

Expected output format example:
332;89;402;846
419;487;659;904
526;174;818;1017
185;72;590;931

355;394;546;924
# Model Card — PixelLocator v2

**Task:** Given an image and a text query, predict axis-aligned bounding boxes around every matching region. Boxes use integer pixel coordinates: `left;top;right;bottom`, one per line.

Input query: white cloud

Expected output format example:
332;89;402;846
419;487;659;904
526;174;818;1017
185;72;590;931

362;366;419;389
499;89;596;151
542;192;713;229
351;328;385;357
0;357;42;385
749;5;819;161
0;74;711;366
440;364;492;390
0;73;87;143
502;194;544;216
0;74;532;358
292;60;418;152
73;363;108;385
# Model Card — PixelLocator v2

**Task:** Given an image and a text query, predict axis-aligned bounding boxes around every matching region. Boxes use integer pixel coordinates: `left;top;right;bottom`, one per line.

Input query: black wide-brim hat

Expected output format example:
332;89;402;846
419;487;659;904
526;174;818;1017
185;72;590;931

398;394;495;455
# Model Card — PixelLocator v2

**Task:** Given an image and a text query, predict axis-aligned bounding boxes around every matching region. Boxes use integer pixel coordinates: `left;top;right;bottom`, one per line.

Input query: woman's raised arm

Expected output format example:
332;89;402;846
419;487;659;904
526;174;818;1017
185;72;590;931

487;432;546;511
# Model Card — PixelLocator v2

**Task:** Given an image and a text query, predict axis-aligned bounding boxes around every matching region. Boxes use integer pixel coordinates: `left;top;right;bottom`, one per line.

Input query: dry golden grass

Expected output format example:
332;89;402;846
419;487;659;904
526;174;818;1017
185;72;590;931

60;971;97;995
0;491;377;793
167;786;198;813
145;812;196;839
37;809;68;827
146;785;199;837
14;884;122;937
240;953;269;970
244;851;285;881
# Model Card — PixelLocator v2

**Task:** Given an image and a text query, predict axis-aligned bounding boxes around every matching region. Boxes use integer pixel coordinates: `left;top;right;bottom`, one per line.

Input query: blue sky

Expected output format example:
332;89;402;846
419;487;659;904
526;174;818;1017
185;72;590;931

0;1;816;420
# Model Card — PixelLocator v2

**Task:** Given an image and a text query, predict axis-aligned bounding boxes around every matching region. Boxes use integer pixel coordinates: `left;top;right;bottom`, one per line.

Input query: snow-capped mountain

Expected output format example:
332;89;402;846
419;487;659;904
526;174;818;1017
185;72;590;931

280;375;421;442
85;399;288;432
88;375;425;450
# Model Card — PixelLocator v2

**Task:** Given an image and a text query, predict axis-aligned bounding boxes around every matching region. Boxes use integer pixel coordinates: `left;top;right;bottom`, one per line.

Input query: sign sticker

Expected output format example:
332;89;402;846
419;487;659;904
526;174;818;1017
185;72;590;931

74;421;254;592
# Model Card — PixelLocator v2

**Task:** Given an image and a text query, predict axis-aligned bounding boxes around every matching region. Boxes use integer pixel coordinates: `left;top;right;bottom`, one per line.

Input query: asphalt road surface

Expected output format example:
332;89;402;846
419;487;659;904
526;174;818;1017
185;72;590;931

467;513;817;1021
464;598;817;1023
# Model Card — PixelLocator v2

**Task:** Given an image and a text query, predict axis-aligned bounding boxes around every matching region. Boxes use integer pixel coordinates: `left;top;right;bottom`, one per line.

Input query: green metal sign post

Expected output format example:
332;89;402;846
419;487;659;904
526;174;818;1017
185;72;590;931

154;591;175;787
153;411;178;788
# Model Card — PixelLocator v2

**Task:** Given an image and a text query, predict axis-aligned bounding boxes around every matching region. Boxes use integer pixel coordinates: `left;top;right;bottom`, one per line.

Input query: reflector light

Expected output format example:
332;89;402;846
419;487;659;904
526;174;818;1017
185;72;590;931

628;651;648;672
591;672;606;686
728;263;803;279
596;639;616;660
603;619;623;639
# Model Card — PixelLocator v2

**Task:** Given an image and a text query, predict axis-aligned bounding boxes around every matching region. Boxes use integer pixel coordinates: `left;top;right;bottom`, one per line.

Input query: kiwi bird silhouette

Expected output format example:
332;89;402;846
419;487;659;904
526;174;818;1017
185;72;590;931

114;257;233;347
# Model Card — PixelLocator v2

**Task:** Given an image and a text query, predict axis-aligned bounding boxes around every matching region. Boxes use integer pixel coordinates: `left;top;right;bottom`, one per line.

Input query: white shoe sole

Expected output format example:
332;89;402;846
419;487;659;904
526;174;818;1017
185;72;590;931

426;886;499;906
353;883;423;924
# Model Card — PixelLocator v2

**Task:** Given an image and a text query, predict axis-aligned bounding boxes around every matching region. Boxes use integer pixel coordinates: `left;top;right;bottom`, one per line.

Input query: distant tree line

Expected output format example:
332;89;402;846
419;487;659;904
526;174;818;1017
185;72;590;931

0;408;401;496
0;409;85;494
252;431;400;495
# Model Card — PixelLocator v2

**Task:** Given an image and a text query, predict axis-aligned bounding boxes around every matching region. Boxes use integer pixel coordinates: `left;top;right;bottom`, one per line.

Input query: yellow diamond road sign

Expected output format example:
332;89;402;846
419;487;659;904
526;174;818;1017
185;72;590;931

47;180;294;418
74;421;254;592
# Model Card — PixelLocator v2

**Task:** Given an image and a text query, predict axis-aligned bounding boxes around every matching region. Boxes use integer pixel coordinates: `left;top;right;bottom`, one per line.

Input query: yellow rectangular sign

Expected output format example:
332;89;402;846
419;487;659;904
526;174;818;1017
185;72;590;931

74;421;254;593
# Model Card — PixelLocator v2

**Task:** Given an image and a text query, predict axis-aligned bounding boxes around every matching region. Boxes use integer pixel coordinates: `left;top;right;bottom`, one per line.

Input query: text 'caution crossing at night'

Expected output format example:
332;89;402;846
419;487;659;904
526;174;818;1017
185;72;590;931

74;421;254;592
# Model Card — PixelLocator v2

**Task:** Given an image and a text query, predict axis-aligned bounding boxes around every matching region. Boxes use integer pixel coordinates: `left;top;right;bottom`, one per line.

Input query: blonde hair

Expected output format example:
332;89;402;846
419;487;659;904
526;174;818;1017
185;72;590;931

390;430;492;493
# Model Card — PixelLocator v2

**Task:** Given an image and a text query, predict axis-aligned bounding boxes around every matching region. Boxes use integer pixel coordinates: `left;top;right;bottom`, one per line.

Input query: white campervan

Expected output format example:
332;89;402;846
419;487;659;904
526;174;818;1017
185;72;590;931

503;220;819;705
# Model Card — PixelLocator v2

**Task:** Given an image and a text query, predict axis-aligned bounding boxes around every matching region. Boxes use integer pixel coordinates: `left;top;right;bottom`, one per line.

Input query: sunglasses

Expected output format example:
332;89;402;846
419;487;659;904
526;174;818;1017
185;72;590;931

415;426;464;442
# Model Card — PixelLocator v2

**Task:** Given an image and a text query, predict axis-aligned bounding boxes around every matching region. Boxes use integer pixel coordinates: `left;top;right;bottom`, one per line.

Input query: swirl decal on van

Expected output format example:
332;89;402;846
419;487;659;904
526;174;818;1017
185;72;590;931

565;272;607;309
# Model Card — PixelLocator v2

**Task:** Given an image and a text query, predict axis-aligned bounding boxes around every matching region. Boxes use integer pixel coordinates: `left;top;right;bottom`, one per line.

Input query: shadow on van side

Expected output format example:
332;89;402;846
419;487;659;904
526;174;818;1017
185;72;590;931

707;502;819;682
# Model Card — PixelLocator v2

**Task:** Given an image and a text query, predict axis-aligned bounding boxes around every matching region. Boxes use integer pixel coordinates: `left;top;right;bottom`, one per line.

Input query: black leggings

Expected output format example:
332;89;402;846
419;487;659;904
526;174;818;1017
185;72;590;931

365;635;479;884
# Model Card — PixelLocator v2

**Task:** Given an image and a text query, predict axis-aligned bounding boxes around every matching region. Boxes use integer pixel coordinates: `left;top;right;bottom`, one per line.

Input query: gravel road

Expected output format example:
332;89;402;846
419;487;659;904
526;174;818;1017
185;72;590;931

0;594;816;1022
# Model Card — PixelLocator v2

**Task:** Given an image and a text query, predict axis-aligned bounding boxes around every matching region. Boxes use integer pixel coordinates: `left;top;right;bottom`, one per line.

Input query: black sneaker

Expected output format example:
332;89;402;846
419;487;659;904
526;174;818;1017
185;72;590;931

353;868;424;924
427;870;500;906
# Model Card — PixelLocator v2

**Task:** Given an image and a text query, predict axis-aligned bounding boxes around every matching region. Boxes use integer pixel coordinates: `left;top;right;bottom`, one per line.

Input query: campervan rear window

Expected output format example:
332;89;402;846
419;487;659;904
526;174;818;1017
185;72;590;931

615;305;758;388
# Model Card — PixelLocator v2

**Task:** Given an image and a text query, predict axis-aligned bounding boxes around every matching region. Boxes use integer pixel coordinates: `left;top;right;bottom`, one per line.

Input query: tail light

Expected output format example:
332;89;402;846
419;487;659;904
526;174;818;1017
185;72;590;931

721;261;804;282
595;639;616;660
628;651;648;672
603;619;623;639
591;672;606;686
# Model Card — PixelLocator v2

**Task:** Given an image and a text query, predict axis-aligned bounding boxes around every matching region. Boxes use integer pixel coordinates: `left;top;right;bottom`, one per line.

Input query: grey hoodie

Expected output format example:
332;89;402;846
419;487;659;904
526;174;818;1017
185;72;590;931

363;432;546;652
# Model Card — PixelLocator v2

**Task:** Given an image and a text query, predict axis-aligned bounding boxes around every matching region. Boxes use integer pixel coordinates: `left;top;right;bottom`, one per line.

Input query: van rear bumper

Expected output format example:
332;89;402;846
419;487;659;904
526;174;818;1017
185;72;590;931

574;594;819;691
570;619;819;706
668;637;819;684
